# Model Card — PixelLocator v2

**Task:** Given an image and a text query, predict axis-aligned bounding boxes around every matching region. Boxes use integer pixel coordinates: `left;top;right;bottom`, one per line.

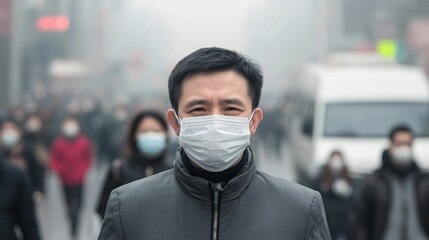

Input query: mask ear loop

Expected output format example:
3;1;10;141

248;109;256;124
173;111;182;125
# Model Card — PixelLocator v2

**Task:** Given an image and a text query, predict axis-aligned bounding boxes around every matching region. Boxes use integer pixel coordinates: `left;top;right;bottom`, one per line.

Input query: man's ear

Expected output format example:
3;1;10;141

166;109;180;136
249;108;263;135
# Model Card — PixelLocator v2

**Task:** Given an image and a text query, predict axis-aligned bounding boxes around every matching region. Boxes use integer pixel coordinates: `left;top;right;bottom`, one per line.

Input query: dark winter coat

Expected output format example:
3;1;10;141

98;147;331;240
0;158;40;240
349;150;429;240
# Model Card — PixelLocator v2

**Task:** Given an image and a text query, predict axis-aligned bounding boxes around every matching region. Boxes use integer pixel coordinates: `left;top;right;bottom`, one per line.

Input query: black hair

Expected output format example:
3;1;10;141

168;47;263;112
0;117;19;126
389;124;414;142
329;150;343;160
62;115;80;123
126;110;169;156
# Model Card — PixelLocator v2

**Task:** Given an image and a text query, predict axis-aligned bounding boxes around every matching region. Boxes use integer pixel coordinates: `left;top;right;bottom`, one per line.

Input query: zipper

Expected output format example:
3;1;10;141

211;183;225;240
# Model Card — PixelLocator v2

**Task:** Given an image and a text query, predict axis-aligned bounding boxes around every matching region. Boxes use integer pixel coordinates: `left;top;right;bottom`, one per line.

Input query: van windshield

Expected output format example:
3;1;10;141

324;102;429;137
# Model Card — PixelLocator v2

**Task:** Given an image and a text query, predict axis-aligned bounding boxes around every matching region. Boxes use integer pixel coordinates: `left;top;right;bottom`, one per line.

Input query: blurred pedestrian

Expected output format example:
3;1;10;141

317;151;354;240
349;125;429;240
23;114;50;201
99;105;130;163
96;110;172;218
0;156;41;240
50;116;93;239
9;106;26;126
98;47;331;239
0;120;39;196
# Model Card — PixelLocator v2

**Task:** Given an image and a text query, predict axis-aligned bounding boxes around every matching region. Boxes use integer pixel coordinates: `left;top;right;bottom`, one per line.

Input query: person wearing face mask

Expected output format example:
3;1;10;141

22;114;50;200
349;125;429;240
98;47;331;240
50;116;93;239
316;151;354;240
0;120;40;196
96;110;172;218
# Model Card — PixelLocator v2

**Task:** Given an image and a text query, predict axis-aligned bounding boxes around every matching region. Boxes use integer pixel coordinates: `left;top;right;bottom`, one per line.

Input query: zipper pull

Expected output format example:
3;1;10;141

212;183;225;192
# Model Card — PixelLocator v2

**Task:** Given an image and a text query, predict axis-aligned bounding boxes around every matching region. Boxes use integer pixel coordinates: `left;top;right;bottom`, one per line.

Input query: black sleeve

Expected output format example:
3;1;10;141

24;150;40;193
97;167;120;218
15;169;41;240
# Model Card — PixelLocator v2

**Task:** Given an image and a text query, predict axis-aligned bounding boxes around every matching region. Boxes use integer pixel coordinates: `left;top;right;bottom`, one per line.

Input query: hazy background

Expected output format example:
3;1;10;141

1;1;429;239
2;0;427;108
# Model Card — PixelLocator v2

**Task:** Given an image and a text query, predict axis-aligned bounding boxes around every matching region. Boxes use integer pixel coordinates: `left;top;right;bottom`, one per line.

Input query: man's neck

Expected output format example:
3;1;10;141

182;150;248;184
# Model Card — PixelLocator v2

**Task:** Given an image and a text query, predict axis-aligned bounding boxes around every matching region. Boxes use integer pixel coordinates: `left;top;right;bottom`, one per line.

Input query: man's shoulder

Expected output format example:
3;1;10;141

255;170;319;204
253;170;327;234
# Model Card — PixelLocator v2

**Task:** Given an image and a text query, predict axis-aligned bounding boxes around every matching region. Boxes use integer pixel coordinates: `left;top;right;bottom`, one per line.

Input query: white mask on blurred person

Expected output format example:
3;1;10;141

1;129;20;147
332;179;352;197
62;122;80;138
392;146;413;165
26;119;42;133
115;110;128;121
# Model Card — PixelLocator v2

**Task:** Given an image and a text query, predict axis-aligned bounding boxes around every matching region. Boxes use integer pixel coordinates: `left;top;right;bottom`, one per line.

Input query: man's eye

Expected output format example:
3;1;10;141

225;107;240;111
191;108;205;112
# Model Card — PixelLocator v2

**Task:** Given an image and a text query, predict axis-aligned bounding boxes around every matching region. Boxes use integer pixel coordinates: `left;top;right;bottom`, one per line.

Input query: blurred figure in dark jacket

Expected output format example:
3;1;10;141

22;114;50;201
50;116;93;239
96;110;171;218
0;120;39;196
349;125;429;240
98;105;130;164
317;151;354;240
8;106;26;126
0;157;41;240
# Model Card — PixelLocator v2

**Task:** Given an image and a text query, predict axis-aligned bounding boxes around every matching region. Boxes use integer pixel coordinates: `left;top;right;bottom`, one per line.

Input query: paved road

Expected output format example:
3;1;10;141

36;163;108;240
35;140;295;240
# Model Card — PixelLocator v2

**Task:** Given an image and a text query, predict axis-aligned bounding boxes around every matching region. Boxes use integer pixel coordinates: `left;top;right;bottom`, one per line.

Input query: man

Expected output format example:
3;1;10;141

98;47;331;240
350;125;429;240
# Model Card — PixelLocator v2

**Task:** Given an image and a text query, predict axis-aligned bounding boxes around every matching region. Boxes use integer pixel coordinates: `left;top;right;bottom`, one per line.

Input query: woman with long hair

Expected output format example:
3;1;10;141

317;150;355;240
96;110;172;218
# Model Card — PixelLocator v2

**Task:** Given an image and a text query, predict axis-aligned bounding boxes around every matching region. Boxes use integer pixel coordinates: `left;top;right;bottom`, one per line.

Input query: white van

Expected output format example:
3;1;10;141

287;53;429;181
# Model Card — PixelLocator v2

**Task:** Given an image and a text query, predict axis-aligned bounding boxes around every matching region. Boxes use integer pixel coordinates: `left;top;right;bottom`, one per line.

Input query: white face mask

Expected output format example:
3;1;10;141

26;119;42;133
1;129;20;147
62;122;80;138
176;111;254;172
392;146;413;165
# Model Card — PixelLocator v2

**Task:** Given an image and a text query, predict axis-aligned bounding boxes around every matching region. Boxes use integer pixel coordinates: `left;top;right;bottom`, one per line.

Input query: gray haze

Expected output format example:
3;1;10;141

104;0;320;97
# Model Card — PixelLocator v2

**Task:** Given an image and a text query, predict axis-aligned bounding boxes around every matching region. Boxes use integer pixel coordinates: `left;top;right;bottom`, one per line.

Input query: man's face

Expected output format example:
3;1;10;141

389;131;413;158
167;70;263;136
390;131;413;149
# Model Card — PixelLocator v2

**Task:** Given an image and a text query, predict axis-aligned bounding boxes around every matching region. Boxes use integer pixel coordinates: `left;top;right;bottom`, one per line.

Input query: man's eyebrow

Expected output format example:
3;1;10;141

184;100;210;109
220;98;245;106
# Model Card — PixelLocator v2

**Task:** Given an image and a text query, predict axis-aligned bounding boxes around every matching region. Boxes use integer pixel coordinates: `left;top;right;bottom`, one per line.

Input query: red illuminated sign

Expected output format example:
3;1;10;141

37;16;70;32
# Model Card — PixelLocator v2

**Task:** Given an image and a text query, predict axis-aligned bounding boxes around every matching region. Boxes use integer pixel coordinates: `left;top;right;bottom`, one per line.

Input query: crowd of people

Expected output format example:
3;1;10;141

0;82;174;240
315;125;429;240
